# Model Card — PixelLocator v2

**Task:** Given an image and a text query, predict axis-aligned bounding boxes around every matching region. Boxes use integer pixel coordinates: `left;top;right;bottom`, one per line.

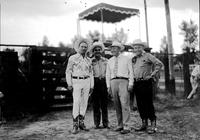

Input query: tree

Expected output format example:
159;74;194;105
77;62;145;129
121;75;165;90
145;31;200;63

58;42;66;48
179;19;198;51
42;36;50;47
71;35;80;47
109;28;128;44
160;36;168;53
3;48;15;52
179;19;198;96
86;30;100;42
159;36;170;91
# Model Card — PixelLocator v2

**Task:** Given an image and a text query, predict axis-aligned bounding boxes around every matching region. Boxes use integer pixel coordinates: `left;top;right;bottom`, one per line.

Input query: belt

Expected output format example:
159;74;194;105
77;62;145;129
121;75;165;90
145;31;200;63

72;76;90;79
111;77;128;80
134;77;151;82
94;77;105;80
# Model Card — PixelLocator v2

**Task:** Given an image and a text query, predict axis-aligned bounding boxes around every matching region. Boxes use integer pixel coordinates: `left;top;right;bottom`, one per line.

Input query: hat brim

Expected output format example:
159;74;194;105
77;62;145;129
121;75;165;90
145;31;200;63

90;44;105;53
110;45;125;51
74;38;91;52
132;42;147;48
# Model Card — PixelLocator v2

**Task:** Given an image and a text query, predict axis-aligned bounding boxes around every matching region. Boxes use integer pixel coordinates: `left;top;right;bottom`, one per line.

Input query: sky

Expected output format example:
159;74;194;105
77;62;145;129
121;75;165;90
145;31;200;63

0;0;199;53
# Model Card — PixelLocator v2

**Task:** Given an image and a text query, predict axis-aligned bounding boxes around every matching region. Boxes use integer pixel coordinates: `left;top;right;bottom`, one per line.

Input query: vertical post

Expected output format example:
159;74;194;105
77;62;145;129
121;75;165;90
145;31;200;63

137;14;141;39
164;0;175;94
77;18;81;37
0;4;1;51
144;0;149;47
100;9;104;42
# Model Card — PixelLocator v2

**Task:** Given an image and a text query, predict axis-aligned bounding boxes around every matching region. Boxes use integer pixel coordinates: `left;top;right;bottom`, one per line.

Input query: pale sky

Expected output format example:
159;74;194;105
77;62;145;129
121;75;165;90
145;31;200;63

1;0;199;53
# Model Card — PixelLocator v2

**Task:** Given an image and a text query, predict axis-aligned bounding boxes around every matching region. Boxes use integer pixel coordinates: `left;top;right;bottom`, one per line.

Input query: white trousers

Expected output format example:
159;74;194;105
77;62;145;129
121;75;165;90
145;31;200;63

72;78;91;118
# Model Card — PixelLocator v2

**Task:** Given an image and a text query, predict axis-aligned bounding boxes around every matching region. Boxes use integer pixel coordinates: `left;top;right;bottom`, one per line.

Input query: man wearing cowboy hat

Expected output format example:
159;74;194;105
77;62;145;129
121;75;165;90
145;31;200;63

131;39;163;134
90;41;109;129
106;41;134;134
65;37;94;134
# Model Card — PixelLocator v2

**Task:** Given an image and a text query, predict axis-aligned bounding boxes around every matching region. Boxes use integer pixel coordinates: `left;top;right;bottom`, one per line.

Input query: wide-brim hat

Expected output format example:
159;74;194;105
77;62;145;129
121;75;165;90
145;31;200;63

132;39;148;48
110;41;125;51
73;37;91;53
90;41;105;53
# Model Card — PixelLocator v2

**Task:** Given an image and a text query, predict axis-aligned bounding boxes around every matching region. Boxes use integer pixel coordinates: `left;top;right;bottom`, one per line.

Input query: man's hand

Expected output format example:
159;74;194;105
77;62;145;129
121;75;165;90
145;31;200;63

67;86;73;91
107;87;112;98
89;88;93;96
145;75;152;80
128;85;133;92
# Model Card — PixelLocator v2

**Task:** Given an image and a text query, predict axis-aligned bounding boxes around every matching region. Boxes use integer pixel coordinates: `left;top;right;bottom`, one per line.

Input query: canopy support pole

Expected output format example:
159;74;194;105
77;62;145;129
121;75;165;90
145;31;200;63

137;14;141;39
100;9;104;42
77;18;81;37
144;0;149;47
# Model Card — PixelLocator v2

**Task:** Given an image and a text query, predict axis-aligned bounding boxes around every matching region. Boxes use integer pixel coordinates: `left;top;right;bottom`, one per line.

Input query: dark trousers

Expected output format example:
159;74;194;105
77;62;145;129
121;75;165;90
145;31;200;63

92;78;108;126
130;88;137;110
134;79;156;121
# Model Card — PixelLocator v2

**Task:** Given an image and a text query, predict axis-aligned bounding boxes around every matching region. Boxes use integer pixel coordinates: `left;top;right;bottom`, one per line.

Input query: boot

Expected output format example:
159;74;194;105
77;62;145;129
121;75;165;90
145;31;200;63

147;120;157;134
135;119;148;132
72;117;79;134
79;115;89;131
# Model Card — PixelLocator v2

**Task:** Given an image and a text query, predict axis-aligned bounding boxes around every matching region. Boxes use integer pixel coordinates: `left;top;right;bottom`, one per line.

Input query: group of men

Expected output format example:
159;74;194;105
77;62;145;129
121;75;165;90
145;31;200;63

65;38;163;135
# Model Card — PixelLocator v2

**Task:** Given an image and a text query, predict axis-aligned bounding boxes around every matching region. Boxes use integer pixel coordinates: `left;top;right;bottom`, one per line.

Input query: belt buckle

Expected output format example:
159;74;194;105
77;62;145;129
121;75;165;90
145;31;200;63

78;76;82;80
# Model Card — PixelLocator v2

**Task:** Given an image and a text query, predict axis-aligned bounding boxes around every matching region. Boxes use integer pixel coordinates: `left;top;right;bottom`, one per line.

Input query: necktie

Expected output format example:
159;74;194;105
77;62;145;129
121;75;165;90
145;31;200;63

113;57;118;77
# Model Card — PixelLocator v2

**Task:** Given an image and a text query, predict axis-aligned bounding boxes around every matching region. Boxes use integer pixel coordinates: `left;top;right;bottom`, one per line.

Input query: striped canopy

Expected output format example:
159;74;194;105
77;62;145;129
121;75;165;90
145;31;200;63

79;3;139;23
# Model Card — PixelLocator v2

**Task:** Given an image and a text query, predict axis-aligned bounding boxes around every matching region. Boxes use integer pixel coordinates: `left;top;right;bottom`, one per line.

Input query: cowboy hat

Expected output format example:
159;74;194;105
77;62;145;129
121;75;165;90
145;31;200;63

132;39;148;48
73;37;91;52
110;41;125;51
90;41;105;53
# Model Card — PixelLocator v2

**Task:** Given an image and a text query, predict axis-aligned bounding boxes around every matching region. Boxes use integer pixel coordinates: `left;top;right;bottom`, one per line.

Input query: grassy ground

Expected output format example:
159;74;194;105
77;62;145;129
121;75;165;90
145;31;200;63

0;93;200;140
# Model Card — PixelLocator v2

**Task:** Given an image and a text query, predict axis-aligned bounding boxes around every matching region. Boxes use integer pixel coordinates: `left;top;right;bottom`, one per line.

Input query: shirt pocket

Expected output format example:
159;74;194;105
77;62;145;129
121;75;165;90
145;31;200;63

142;59;152;65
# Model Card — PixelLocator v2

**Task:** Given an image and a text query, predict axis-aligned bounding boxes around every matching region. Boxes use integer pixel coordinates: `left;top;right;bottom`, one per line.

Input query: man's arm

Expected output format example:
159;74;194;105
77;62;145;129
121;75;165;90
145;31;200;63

106;62;112;96
106;62;111;88
65;56;73;88
148;54;163;77
90;66;94;89
128;58;134;87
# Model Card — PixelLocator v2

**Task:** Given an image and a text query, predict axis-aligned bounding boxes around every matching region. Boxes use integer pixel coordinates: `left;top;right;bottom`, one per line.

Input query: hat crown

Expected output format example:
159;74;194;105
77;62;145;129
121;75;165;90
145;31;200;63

133;39;143;44
93;41;104;47
112;41;122;46
132;39;147;48
110;41;125;51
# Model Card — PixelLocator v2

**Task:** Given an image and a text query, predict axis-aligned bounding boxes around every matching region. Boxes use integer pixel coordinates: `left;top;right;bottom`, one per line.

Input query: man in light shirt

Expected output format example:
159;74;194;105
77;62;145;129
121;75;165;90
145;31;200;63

65;38;94;134
106;41;133;134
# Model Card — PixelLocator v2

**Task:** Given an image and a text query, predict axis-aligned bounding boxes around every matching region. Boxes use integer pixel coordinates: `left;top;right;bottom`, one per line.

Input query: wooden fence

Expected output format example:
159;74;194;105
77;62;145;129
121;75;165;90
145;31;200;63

29;47;74;108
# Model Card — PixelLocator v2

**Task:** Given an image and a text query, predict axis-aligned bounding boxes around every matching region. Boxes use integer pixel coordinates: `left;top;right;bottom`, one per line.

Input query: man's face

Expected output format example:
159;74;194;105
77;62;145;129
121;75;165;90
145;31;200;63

79;42;88;54
133;45;144;56
93;46;102;57
111;46;120;56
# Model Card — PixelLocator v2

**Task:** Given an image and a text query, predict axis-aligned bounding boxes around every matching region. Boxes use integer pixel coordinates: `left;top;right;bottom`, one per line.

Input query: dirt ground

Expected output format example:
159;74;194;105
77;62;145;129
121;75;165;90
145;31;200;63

1;93;200;140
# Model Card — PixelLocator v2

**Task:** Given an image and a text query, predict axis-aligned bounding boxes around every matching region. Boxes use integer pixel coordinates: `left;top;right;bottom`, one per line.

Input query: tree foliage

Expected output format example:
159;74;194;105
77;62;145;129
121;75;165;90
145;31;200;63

179;19;198;51
160;36;168;53
42;36;50;47
109;28;128;44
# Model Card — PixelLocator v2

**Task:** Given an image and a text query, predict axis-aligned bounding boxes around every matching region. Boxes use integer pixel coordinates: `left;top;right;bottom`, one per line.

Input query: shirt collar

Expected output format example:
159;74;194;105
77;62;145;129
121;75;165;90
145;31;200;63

114;53;122;58
136;51;146;58
77;53;87;59
93;56;106;62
